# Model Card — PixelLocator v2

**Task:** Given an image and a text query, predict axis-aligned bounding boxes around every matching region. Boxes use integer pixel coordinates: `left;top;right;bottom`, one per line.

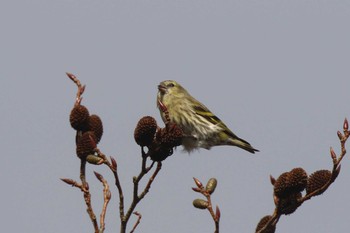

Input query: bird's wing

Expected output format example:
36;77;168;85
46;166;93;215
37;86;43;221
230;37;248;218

193;104;238;138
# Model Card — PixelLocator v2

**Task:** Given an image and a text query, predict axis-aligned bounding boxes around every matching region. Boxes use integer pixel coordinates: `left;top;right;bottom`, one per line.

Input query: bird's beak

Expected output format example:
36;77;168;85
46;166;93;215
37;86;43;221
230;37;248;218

158;84;167;94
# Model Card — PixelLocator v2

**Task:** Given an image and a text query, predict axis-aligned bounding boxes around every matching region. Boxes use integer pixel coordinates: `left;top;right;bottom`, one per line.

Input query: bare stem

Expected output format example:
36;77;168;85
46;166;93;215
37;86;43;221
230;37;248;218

80;159;99;233
93;172;111;233
130;212;142;233
95;148;126;229
66;72;85;105
121;158;162;233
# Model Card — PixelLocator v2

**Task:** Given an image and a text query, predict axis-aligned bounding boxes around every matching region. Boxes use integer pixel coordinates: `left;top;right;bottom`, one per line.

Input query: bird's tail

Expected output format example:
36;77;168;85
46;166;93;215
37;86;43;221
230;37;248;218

228;137;259;154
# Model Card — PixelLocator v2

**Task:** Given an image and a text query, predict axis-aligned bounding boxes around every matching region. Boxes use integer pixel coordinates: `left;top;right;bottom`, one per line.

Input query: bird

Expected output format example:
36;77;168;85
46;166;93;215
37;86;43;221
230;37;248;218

157;80;259;154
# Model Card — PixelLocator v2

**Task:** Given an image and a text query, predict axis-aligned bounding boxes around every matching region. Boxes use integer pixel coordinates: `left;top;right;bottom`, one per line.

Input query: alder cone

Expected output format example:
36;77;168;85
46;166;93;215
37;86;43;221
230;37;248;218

88;114;103;143
134;116;157;147
76;131;97;159
70;105;89;131
306;170;332;195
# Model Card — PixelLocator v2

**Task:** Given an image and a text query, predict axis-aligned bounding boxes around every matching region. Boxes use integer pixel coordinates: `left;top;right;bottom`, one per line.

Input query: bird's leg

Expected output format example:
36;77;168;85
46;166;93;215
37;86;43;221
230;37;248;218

157;99;170;125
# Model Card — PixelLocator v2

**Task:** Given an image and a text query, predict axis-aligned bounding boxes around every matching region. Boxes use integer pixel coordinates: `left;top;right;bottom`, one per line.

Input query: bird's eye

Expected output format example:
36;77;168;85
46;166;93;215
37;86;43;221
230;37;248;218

167;83;175;88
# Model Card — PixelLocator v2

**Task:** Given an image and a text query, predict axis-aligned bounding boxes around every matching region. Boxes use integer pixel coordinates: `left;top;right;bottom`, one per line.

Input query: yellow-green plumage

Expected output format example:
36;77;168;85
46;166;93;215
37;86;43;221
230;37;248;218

157;80;259;154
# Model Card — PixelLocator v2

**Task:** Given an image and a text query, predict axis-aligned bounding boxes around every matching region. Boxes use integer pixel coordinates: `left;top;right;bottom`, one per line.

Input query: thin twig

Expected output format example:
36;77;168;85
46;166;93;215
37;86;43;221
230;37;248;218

66;72;85;105
94;172;111;233
130;212;142;233
300;119;349;202
257;118;349;233
122;159;162;233
95;148;125;224
80;159;99;233
138;162;162;200
192;178;220;233
65;73;99;232
60;161;99;233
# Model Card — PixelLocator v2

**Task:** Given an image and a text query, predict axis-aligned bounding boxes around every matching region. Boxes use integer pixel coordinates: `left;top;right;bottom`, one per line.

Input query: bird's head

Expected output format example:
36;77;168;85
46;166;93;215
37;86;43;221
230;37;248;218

158;80;184;97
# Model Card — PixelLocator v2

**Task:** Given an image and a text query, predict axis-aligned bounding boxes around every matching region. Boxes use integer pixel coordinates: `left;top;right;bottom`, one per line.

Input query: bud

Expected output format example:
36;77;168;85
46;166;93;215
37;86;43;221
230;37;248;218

193;177;203;189
205;178;218;194
330;147;337;161
87;114;103;143
134;116;157;147
70;105;90;130
215;205;221;221
306;170;331;195
337;131;343;140
86;154;104;165
76;131;97;159
106;190;112;200
94;171;104;182
110;156;117;171
255;215;276;233
61;178;76;186
193;199;209;209
344;118;348;130
192;187;202;193
270;175;276;186
84;182;89;191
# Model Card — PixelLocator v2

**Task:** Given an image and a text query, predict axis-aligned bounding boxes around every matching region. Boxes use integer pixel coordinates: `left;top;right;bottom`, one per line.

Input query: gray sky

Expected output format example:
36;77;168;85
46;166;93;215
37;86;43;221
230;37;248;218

1;1;350;232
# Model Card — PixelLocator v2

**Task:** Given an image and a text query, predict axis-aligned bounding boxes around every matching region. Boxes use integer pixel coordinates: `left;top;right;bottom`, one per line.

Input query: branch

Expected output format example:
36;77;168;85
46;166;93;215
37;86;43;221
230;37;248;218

81;159;99;233
138;162;162;200
256;118;349;233
66;72;85;106
94;172;112;233
130;212;142;233
95;148;125;222
301;118;349;202
60;160;99;233
192;178;220;233
122;158;162;232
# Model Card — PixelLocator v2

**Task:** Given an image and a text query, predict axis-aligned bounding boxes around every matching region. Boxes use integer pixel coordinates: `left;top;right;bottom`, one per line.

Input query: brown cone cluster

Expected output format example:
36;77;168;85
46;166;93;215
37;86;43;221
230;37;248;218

255;215;276;233
273;167;307;215
69;105;104;159
159;123;183;148
134;116;184;161
274;167;307;198
306;170;331;195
